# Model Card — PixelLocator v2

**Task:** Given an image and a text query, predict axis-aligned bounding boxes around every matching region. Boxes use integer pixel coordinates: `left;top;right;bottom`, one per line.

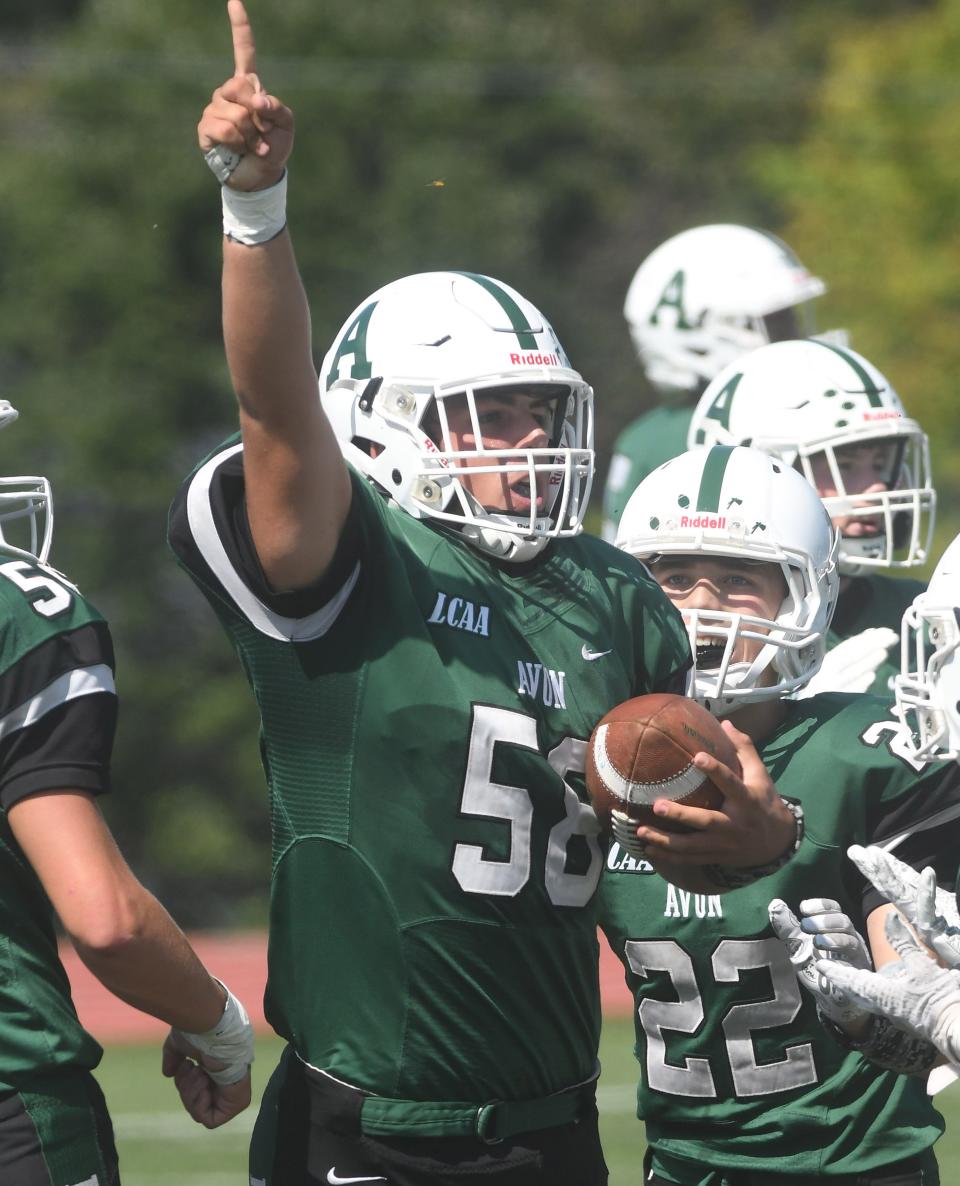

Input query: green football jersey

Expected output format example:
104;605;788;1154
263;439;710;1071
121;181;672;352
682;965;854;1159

828;574;926;697
0;553;117;1090
170;442;691;1105
599;693;960;1179
601;406;693;541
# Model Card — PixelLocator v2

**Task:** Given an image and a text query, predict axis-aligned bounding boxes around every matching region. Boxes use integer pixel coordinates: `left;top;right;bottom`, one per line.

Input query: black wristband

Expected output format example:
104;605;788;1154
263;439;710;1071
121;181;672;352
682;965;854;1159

702;799;804;891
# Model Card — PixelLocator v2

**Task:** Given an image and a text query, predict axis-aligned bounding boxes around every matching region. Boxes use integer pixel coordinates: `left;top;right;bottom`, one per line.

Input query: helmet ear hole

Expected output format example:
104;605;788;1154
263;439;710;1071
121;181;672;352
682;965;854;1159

351;436;382;459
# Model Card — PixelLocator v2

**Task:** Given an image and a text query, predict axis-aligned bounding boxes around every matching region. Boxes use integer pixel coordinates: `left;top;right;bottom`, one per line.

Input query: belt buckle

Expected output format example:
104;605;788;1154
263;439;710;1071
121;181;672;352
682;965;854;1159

476;1101;504;1145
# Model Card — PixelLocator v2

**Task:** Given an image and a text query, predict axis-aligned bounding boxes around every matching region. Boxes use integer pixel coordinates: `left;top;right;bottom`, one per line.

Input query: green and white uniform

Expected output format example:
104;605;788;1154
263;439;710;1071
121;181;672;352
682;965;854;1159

599;693;960;1182
828;575;926;697
170;440;691;1111
0;553;119;1185
601;406;693;541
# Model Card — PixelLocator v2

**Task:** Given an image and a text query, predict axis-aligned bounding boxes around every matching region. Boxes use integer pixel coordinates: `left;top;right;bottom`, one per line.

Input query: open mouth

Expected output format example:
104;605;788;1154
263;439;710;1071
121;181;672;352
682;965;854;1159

842;522;883;538
509;480;544;510
696;642;727;670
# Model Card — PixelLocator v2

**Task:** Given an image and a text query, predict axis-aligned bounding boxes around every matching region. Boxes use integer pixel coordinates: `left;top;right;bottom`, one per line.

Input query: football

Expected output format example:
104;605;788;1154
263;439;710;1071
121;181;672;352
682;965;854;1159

585;692;740;834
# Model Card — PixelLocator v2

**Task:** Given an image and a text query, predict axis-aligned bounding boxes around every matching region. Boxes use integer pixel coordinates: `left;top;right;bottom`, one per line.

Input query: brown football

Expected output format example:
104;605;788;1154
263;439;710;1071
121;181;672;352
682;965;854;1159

585;692;740;834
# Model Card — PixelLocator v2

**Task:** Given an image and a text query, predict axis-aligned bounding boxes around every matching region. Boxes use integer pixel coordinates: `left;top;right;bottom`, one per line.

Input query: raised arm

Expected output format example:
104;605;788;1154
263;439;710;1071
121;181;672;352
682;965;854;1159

198;0;351;591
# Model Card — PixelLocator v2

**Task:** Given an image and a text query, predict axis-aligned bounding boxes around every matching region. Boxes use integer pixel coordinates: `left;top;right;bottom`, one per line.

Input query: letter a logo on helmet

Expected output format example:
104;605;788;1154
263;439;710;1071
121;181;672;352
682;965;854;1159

325;301;377;387
649;270;694;330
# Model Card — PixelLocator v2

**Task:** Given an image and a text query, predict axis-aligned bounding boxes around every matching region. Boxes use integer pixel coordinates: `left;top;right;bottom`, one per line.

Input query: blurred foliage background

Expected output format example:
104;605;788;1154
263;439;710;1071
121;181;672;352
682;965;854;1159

1;0;957;925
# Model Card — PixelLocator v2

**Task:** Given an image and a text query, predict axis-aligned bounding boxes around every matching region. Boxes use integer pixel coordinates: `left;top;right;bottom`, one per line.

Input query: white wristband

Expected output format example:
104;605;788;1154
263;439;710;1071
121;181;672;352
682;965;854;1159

221;172;288;246
173;980;254;1086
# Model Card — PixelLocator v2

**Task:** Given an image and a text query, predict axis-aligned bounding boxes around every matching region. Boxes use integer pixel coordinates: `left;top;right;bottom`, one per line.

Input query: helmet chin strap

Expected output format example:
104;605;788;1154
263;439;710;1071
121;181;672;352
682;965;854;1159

460;519;550;564
694;642;785;716
453;486;552;564
838;533;887;576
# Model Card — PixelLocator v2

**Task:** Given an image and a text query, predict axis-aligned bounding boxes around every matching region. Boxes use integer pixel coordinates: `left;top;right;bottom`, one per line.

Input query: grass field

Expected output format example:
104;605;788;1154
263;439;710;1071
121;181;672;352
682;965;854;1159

97;1018;960;1185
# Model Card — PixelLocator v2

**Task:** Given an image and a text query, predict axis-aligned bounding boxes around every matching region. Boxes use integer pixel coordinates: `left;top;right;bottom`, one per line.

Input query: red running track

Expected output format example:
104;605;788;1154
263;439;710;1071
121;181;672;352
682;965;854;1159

60;930;633;1043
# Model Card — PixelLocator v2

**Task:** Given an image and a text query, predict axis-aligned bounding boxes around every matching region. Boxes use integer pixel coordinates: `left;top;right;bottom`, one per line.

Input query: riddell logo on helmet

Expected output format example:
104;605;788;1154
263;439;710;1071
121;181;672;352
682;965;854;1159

862;410;901;421
680;514;726;529
509;352;560;367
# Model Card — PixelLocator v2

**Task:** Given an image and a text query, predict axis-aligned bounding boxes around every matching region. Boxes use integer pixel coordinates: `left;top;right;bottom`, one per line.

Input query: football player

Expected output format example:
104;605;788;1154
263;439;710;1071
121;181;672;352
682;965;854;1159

781;536;960;1074
601;444;960;1185
892;532;960;763
600;223;840;540
174;6;803;1185
0;401;253;1185
688;337;935;696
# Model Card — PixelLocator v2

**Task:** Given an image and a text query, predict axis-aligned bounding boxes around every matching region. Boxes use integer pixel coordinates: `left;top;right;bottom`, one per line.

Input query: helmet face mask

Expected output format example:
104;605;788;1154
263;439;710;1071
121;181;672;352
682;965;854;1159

0;402;53;564
320;272;594;563
895;537;960;761
623;224;837;399
798;432;933;572
0;477;54;564
688;339;936;576
616;445;839;716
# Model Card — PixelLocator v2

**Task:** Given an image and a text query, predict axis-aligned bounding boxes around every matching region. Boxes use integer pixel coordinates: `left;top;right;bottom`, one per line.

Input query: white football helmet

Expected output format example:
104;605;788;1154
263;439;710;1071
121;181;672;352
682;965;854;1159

0;401;53;563
616;445;839;715
688;339;935;576
623;224;840;398
895;535;960;762
319;271;593;563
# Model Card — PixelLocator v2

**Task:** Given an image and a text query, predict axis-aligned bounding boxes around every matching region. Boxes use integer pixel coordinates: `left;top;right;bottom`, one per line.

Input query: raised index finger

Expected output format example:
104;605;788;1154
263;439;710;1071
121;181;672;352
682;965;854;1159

228;0;257;78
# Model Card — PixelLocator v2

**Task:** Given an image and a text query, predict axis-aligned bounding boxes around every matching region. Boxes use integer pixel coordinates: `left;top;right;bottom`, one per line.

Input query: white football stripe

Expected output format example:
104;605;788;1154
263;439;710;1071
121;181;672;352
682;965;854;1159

593;723;706;807
0;665;115;742
186;443;360;642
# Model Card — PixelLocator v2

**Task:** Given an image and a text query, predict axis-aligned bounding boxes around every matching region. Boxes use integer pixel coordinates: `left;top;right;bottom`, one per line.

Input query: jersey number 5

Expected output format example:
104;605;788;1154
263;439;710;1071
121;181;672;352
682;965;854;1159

452;704;603;907
0;560;74;618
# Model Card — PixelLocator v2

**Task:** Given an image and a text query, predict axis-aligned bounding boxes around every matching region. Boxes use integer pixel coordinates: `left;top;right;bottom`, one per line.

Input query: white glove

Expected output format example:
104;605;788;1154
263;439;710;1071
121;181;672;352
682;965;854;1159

848;844;960;969
796;627;898;697
169;982;254;1086
816;914;960;1064
768;897;873;1029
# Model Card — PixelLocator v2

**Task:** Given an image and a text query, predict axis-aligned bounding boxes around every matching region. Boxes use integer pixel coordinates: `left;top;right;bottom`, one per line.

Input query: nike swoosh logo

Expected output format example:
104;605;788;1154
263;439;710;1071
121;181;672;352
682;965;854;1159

582;645;612;661
326;1171;387;1185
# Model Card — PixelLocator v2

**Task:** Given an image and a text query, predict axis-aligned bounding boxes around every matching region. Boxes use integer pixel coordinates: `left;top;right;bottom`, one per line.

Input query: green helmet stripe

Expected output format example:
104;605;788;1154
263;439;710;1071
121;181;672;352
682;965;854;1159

454;272;539;350
696;445;735;512
809;340;884;407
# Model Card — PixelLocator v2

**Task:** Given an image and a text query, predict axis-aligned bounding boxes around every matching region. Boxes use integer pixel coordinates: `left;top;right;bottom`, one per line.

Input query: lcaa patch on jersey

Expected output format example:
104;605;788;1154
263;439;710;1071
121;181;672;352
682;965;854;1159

605;843;724;920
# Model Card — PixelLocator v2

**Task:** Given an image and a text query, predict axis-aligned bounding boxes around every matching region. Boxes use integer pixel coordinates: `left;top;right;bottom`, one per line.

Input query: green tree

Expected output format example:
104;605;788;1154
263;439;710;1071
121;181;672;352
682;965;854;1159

0;0;934;920
754;0;960;568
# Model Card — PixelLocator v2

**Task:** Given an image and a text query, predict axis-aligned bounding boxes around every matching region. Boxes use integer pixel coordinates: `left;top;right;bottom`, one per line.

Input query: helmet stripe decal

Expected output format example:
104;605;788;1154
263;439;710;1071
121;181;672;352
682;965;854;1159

453;272;539;349
696;446;734;513
809;340;885;407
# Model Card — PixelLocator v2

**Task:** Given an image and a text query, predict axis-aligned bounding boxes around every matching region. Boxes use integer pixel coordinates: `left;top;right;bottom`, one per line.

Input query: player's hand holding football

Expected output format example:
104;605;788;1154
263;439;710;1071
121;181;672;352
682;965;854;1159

198;0;294;192
636;719;799;887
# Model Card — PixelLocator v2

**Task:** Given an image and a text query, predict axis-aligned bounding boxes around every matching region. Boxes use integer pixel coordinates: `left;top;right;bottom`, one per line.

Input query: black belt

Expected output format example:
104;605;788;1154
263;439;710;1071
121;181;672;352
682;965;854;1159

302;1060;599;1145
